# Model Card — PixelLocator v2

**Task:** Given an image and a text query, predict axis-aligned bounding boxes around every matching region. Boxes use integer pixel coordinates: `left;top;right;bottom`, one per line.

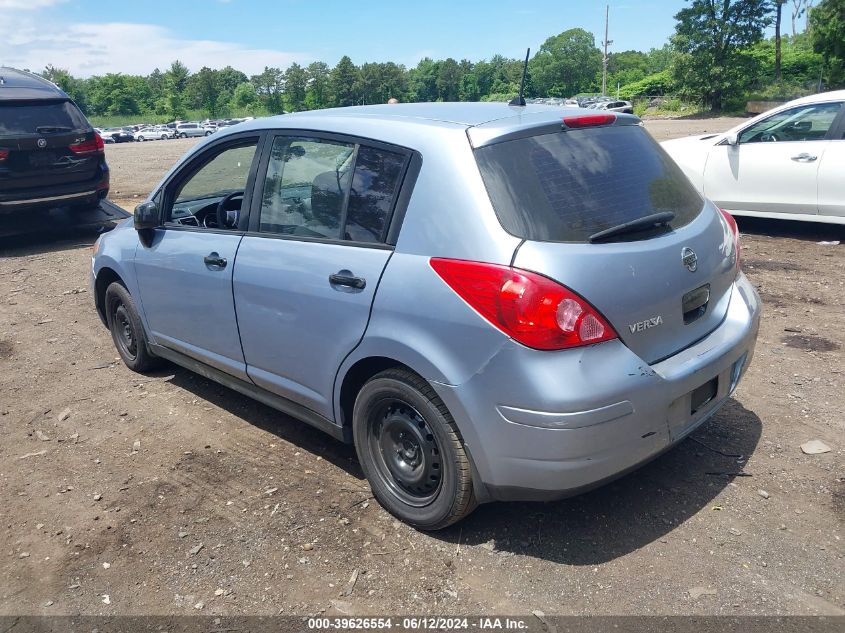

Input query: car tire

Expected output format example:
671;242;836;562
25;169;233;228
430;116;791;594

179;133;187;139
353;368;476;530
105;282;161;373
205;131;212;136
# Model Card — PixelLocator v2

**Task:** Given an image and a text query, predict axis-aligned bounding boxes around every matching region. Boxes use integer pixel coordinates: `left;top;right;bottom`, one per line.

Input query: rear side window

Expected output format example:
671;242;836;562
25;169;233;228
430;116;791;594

0;100;89;136
345;146;406;242
475;125;703;243
259;136;407;244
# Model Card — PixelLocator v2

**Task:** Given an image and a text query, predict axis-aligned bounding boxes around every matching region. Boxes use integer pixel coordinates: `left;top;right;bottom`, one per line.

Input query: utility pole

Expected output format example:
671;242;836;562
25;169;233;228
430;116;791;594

601;4;612;96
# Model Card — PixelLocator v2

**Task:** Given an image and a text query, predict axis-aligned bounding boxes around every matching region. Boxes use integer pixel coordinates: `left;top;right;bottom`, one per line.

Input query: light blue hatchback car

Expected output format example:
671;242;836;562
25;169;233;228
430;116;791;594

92;103;761;529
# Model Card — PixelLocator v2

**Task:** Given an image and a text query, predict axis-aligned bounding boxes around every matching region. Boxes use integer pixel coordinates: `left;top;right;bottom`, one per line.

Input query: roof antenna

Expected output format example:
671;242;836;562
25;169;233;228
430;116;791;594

509;48;530;107
508;48;531;106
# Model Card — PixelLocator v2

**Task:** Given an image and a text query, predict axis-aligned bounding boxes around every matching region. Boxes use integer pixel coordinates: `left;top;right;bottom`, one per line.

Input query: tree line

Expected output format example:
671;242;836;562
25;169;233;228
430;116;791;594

38;0;844;119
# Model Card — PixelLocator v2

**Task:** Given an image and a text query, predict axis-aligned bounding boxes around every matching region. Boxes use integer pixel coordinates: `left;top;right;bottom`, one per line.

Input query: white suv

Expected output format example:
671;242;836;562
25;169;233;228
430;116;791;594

175;122;211;138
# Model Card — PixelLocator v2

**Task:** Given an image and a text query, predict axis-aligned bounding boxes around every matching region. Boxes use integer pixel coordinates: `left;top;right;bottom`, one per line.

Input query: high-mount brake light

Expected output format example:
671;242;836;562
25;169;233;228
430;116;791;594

69;133;105;155
430;258;618;351
563;114;616;129
719;208;741;272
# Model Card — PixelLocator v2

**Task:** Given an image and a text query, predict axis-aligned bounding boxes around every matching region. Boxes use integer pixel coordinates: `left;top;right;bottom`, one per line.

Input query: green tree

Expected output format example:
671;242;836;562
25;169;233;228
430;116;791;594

186;67;221;115
329;56;359;107
529;28;602;96
284;62;307;111
436;58;463;101
230;82;260;112
409;58;439;101
646;44;676;74
809;0;845;86
40;65;87;110
250;67;285;112
305;61;330;109
165;60;190;96
608;50;650;91
672;0;773;110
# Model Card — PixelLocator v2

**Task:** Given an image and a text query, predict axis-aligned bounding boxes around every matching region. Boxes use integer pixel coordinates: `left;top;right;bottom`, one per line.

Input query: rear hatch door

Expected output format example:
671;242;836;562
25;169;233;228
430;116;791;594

0;99;99;192
473;119;738;364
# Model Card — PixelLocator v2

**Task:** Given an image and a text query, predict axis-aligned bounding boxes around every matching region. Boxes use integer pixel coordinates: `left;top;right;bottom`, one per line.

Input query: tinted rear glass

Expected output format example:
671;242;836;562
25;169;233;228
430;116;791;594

0;100;89;136
475;125;703;243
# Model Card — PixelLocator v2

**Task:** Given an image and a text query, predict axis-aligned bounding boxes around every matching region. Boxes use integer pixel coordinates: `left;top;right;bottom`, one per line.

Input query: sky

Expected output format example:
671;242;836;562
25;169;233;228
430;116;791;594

0;0;693;78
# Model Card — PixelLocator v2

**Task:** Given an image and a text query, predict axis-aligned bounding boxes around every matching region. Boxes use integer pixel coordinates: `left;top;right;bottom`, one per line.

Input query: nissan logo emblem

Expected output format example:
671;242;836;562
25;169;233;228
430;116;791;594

682;247;698;272
37;138;47;149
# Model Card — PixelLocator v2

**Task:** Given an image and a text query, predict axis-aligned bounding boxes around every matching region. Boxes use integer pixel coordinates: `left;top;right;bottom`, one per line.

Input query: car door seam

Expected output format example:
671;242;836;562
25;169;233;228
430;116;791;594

330;249;395;425
230;235;254;384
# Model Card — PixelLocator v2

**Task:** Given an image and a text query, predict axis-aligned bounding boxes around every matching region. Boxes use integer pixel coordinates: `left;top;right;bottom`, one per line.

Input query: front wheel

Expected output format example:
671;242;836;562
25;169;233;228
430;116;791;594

105;282;161;373
353;368;476;530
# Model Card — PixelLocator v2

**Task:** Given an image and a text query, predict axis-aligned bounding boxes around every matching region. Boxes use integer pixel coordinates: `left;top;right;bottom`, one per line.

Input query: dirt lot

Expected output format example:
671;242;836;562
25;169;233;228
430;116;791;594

0;118;842;617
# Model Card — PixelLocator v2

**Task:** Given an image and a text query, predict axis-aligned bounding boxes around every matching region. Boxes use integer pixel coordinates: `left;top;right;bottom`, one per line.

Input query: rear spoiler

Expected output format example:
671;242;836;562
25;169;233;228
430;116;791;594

467;110;640;149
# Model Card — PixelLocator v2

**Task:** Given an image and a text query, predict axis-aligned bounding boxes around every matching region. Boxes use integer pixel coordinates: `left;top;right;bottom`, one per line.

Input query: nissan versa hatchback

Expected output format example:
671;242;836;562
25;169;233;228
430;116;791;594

92;103;760;529
0;67;109;214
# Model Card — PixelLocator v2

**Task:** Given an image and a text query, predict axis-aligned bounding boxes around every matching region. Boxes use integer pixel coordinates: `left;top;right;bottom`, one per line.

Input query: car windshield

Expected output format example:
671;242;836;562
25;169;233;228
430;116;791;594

0;99;88;136
475;125;703;243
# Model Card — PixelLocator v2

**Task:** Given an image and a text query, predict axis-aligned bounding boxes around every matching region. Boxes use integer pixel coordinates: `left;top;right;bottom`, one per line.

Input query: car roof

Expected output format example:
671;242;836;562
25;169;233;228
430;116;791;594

0;66;68;101
274;102;586;127
788;89;845;106
223;101;638;149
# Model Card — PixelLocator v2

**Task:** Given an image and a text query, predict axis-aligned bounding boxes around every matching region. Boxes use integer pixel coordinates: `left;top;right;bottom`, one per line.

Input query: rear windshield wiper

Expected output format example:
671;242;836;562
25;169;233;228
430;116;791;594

588;211;676;243
35;125;74;133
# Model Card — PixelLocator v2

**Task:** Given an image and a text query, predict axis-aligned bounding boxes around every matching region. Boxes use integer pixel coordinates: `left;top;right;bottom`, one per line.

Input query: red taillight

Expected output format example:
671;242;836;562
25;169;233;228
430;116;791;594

430;258;618;351
69;134;105;155
563;114;616;129
0;149;8;162
719;208;741;271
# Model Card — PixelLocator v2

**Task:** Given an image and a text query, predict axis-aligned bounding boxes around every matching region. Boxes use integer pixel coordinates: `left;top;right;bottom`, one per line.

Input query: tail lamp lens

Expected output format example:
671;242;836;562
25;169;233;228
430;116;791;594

563;114;616;129
430;258;618;351
0;149;8;161
719;208;741;271
69;134;105;155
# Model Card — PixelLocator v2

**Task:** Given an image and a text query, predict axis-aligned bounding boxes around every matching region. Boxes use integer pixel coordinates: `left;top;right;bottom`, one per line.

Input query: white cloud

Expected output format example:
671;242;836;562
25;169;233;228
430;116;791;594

0;11;310;77
0;0;64;9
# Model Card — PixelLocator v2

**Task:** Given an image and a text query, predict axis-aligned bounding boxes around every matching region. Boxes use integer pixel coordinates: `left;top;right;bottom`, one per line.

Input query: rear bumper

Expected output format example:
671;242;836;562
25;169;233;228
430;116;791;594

432;272;761;502
0;173;109;213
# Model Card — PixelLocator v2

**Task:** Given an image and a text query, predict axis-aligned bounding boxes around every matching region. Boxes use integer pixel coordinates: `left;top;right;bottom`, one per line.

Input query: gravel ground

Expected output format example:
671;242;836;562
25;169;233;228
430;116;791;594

0;117;842;617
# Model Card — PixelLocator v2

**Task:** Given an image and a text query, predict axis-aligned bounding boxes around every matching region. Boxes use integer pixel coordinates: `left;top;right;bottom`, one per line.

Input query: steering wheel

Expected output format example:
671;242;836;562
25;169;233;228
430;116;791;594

216;190;244;229
761;132;780;142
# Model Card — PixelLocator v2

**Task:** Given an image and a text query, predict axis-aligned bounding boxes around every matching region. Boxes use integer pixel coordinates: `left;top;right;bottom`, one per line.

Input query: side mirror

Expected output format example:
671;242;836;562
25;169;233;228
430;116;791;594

725;132;739;146
134;201;160;230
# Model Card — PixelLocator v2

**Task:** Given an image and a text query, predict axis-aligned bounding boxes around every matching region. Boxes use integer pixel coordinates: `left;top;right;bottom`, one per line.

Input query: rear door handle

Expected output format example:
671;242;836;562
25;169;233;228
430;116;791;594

203;252;227;268
329;272;366;289
791;153;818;162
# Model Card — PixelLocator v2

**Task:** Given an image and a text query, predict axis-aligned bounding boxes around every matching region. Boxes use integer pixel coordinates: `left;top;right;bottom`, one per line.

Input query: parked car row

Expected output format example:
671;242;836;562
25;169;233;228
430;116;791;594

525;96;634;113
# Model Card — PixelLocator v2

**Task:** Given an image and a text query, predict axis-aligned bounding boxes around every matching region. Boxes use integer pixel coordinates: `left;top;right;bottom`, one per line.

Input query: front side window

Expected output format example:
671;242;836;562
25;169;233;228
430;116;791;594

259;136;406;243
168;141;257;228
739;102;843;144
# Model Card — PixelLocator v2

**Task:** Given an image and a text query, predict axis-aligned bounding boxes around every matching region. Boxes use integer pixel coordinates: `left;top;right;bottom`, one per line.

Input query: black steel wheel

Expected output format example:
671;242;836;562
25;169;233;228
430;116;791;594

105;282;161;373
353;368;476;529
368;399;442;506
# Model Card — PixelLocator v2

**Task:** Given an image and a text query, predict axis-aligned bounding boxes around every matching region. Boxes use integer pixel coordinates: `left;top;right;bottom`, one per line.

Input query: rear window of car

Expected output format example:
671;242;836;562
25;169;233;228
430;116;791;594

0;100;89;136
474;125;703;243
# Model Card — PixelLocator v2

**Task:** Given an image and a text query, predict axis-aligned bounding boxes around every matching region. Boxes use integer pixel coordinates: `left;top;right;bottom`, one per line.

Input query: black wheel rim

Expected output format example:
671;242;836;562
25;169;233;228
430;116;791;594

113;303;137;360
367;398;442;506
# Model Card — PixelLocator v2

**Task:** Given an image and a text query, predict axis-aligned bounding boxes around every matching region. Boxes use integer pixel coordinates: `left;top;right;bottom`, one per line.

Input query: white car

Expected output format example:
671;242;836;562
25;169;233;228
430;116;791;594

134;126;173;142
662;90;845;224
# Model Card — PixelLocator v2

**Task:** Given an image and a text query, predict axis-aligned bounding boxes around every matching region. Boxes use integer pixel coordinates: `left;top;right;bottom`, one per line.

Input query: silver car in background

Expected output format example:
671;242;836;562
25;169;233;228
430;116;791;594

91;103;760;529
